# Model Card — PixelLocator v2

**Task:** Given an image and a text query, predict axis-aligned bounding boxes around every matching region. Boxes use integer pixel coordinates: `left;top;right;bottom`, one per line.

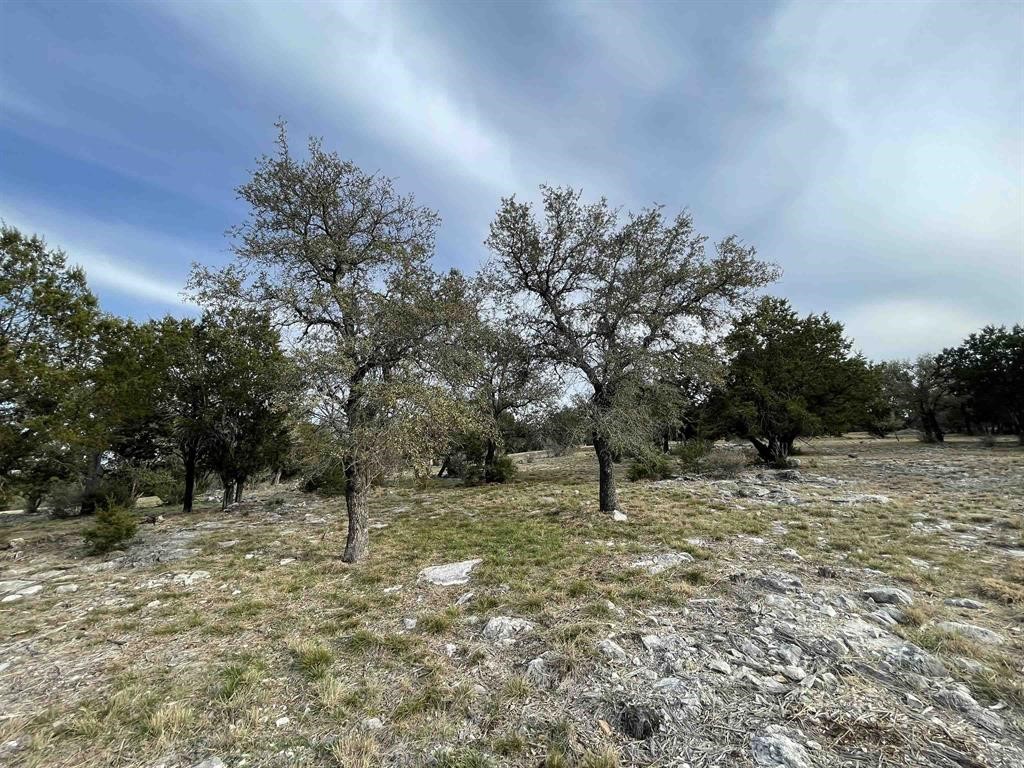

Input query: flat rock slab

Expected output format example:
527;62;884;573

417;558;482;586
632;551;694;575
751;725;812;768
862;586;913;606
933;620;1005;646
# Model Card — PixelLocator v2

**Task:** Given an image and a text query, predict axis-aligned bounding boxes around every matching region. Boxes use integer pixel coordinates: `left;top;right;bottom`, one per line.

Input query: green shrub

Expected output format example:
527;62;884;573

47;480;84;518
484;455;518;484
302;463;347;497
670;439;711;469
627;452;675;481
83;506;138;555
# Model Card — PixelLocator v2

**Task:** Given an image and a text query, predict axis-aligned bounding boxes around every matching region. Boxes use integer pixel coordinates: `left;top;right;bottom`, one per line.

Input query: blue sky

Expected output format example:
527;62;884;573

1;0;1021;360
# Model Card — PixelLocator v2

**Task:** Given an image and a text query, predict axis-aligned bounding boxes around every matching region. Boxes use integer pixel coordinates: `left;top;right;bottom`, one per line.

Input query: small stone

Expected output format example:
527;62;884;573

862;586;913;606
598;638;628;663
56;584;79;594
780;548;802;561
275;716;290;727
402;617;417;630
482;616;534;641
279;558;296;566
417;558;482;586
1;594;23;603
943;597;985;610
707;658;732;675
455;591;474;606
631;551;694;574
779;665;806;682
817;566;838;578
751;725;811;768
361;717;383;731
173;571;211;586
20;584;43;596
612;510;628;522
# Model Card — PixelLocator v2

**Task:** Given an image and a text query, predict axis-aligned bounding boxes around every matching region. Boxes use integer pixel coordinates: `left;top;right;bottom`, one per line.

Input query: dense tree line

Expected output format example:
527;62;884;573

2;125;1020;562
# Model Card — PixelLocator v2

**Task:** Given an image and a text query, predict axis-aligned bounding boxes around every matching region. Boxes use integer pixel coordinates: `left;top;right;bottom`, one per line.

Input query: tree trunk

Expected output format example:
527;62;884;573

592;434;619;513
221;480;234;510
484;439;497;467
271;468;282;485
234;478;244;503
182;441;197;514
749;436;789;465
342;459;370;563
79;450;103;515
436;455;450;479
661;429;670;453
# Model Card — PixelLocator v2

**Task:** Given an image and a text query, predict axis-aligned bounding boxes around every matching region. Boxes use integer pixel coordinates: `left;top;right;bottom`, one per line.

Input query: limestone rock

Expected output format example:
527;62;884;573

417;558;482;586
482;616;534;641
943;597;985;610
862;586;913;606
751;725;812;768
631;551;694;575
598;638;628;663
933;620;1004;646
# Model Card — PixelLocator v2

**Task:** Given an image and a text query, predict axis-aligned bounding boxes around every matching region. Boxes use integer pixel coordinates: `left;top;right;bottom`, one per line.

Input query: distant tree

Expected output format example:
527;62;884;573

486;186;776;512
0;226;99;507
904;355;956;443
190;124;475;562
939;325;1024;441
466;314;556;474
863;360;914;438
708;297;875;464
200;309;296;508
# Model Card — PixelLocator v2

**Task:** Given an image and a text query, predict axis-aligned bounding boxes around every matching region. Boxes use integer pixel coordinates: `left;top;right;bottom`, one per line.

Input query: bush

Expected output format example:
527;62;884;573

670;439;711;469
484;455;518;484
83;506;138;555
627;452;675;481
302;463;348;497
47;480;84;518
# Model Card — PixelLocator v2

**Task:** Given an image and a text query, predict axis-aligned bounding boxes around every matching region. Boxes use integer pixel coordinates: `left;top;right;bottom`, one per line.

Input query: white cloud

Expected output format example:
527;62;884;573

156;1;520;195
0;198;202;310
840;298;991;361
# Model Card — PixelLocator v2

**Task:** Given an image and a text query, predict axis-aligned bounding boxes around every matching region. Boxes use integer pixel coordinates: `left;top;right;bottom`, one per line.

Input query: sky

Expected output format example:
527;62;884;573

1;0;1021;361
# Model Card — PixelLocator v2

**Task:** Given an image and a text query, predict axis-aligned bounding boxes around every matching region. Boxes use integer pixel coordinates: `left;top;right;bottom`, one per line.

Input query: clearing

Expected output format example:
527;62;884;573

1;437;1022;767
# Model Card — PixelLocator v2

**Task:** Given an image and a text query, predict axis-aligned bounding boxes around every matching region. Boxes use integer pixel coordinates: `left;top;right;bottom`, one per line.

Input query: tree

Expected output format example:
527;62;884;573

904;355;956;443
466;314;556;473
200;309;296;508
0;226;99;507
709;297;875;464
190;124;475;562
939;325;1024;441
863;360;913;438
486;186;777;512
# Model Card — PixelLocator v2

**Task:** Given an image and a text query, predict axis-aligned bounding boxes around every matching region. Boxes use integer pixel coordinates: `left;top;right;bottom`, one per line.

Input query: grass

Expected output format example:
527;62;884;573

2;438;1022;767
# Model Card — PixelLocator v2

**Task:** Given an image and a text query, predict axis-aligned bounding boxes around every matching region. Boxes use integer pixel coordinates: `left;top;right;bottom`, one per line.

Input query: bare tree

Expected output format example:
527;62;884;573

190;124;473;562
486;186;777;513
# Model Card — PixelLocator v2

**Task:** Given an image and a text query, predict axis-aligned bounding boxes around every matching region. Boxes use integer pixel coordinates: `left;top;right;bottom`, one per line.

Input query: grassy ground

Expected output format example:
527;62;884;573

0;436;1022;767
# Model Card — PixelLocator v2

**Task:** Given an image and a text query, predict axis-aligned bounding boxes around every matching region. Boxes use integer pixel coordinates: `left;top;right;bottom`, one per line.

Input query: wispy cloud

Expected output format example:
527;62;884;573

1;197;202;310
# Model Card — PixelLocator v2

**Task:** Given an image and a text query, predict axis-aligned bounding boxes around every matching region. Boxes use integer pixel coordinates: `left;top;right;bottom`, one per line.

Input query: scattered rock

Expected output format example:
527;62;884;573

173;570;211;586
829;494;890;505
482;616;534;641
944;597;985;610
455;591;474;606
275;716;290;727
751;725;812;768
776;470;802;481
862;586;913;606
779;548;802;561
887;643;947;677
1;594;24;603
134;495;163;509
361;717;383;731
598;638;628;663
402;617;417;630
932;621;1004;646
817;566;838;578
631;551;694;575
56;584;79;594
612;510;628;522
417;558;482;586
279;558;296;565
707;658;732;675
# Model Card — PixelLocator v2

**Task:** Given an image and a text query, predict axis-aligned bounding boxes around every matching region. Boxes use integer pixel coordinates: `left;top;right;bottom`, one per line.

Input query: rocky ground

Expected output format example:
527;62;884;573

1;437;1022;767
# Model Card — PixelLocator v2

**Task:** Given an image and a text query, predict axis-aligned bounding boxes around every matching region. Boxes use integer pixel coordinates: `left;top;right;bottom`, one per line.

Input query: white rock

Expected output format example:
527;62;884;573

780;548;803;561
612;510;628;522
631;551;694;575
482;616;534;641
943;597;985;610
417;558;482;586
1;594;23;603
402;617;417;630
598;638;628;663
707;658;732;675
279;558;296;566
361;717;383;731
933;620;1004;646
275;716;290;727
862;585;913;606
56;584;79;594
173;571;211;586
455;591;475;606
19;584;43;596
751;725;812;768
